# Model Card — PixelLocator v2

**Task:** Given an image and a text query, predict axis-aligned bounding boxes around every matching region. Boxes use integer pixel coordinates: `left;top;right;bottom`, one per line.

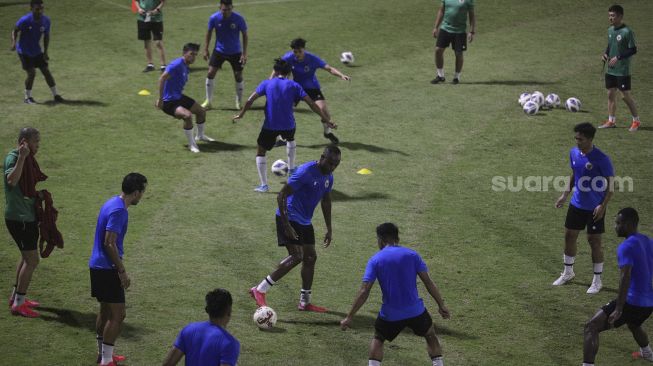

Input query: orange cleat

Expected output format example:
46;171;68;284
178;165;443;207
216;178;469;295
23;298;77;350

629;121;641;132
598;120;616;129
249;287;267;307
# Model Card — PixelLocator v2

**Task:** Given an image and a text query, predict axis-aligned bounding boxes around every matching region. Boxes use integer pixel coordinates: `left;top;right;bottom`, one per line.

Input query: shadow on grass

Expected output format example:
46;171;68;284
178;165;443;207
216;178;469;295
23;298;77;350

0;2;26;7
37;306;151;339
330;189;389;202
432;324;480;341
278;310;377;328
43;99;109;107
258;326;287;333
195;140;252;152
298;141;409;156
189;66;209;73
638;126;653;132
569;281;617;294
464;80;558;86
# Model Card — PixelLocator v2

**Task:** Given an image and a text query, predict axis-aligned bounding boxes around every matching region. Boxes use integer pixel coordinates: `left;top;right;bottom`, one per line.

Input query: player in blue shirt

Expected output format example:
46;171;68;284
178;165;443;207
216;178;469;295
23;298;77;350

340;223;451;366
89;173;147;366
233;58;336;192
201;0;248;110
553;122;614;294
249;146;340;312
157;43;215;154
278;38;350;144
582;208;653;365
11;0;63;104
163;288;240;366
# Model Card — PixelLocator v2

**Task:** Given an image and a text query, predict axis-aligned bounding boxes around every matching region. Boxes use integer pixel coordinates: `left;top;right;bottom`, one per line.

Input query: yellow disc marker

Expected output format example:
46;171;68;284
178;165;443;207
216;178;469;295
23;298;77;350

138;89;151;96
357;168;372;175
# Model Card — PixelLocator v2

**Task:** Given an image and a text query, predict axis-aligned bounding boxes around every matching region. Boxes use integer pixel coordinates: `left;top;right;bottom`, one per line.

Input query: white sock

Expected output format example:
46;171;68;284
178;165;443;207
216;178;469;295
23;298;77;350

582;363;594;366
286;140;296;170
25;90;32;99
257;275;275;293
14;292;25;307
10;285;17;300
50;85;58;96
322;122;332;135
101;343;114;365
564;254;575;274
235;81;244;102
437;68;444;78
454;72;461;80
593;263;603;283
197;122;206;138
96;334;103;354
432;356;444;366
368;360;381;366
641;344;653;356
608;115;615;122
205;78;215;103
633;115;640;122
300;289;311;306
183;128;196;148
256;156;267;186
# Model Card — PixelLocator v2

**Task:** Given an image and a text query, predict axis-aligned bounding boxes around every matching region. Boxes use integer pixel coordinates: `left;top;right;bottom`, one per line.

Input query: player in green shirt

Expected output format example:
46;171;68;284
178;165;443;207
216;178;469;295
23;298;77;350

431;0;476;84
598;5;640;132
136;0;167;72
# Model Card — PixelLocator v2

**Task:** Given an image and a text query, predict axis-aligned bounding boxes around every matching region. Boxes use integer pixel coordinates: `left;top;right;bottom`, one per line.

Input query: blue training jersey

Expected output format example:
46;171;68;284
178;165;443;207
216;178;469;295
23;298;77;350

15;13;50;57
569;146;614;211
282;51;327;90
173;321;240;366
255;77;307;131
363;245;428;321
276;161;333;225
617;233;653;307
89;196;129;270
208;11;247;55
163;57;189;102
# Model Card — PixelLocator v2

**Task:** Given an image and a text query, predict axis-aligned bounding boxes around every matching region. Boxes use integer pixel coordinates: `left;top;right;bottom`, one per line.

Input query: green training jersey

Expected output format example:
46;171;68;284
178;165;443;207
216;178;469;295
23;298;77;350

137;0;163;22
606;24;636;76
3;150;36;222
440;0;474;34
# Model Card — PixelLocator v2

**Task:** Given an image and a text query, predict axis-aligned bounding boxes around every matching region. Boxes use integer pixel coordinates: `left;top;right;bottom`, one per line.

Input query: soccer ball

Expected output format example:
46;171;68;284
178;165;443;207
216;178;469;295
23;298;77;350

545;93;561;108
271;159;288;177
565;97;582;112
340;51;355;65
518;92;531;106
530;91;545;107
253;306;277;329
523;100;539;115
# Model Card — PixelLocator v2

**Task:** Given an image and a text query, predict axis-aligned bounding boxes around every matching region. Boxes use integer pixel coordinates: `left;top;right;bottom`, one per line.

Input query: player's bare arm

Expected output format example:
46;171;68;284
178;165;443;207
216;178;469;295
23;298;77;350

418;271;450;319
320;191;332;248
609;265;632;324
593;176;614;221
103;230;130;289
555;172;574;208
341;281;374;330
203;31;212;61
324;65;350;81
277;184;298;240
467;9;476;42
6;140;30;187
240;31;248;65
162;346;184;366
156;72;170;109
433;6;444;38
232;91;258;121
10;27;19;50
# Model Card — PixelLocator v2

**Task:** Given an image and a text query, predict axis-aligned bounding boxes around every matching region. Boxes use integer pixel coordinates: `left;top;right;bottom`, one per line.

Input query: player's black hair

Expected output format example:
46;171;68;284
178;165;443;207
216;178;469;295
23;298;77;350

376;223;400;242
183;43;200;53
608;5;624;15
30;0;43;7
290;38;307;49
618;207;639;226
220;0;233;6
323;145;341;157
205;288;233;319
273;58;292;75
122;173;147;195
573;122;596;139
18;127;39;143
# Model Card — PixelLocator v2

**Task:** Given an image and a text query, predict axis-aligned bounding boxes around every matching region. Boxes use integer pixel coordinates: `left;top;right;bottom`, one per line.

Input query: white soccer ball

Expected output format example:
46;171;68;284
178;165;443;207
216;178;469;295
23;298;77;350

253;306;277;329
565;97;582;112
523;100;539;115
340;51;354;65
271;159;288;177
518;92;532;106
545;93;561;108
530;91;545;107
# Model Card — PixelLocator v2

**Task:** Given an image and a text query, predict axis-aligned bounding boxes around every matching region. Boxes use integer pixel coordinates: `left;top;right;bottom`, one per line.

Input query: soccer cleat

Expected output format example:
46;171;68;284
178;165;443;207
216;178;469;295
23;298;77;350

160;65;166;73
298;303;328;313
195;135;216;142
430;76;445;84
189;144;200;153
632;351;653;361
200;99;212;110
552;272;575;286
324;133;340;144
99;362;116;366
253;184;269;193
24;97;37;104
249;287;267;307
452;78;460;85
53;95;64;103
629;121;641;132
143;64;155;72
97;354;126;364
587;280;602;294
598;120;616;129
11;303;40;318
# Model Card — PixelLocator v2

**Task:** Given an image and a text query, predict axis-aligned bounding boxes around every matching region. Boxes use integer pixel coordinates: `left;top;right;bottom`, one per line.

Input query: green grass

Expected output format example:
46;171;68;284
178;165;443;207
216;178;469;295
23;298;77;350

1;0;652;364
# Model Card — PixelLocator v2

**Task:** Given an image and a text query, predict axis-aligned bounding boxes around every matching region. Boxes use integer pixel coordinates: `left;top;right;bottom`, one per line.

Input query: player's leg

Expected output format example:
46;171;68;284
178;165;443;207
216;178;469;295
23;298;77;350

38;63;62;102
620;82;640;131
152;23;166;71
202;51;222;109
452;33;467;84
316;99;339;144
629;322;653;360
173;106;200;153
254;131;278;191
280;129;297;172
232;60;244;110
368;335;385;366
431;30;449;83
554;204;587;286
189;101;214;142
9;220;40;317
586;212;605;294
24;66;37;103
144;40;154;71
583;308;611;365
599;74;618;128
424;326;444;366
100;302;126;366
453;51;464;84
95;302;109;362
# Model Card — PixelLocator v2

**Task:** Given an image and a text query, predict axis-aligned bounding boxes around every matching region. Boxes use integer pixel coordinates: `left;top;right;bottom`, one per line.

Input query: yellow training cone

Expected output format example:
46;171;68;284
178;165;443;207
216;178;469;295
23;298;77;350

138;89;151;96
357;168;372;175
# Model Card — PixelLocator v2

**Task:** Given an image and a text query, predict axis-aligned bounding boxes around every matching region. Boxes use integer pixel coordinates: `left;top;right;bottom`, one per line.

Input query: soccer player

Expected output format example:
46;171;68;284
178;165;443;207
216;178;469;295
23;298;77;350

89;173;147;366
249;146;341;312
233;58;336;192
279;38;351;144
157;43;215;154
553;122;614;294
582;208;653;365
201;0;248;110
598;5;641;132
135;0;167;72
162;288;240;366
5;127;45;318
11;0;63;104
340;223;451;366
431;0;475;84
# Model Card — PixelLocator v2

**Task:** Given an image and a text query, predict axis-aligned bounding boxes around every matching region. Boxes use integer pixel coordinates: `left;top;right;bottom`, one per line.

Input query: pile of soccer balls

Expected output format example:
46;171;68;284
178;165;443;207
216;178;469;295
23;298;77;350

518;91;581;115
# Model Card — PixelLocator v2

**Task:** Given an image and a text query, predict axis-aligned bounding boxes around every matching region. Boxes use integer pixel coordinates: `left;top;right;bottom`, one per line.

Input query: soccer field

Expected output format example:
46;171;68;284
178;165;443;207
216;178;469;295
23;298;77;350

1;0;652;365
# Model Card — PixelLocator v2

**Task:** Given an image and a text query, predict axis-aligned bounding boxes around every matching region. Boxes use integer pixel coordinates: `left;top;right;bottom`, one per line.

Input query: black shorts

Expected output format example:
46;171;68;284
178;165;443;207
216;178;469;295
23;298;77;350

602;300;653;328
304;89;325;101
162;95;196;117
605;74;631;91
375;309;434;342
5;220;39;251
276;215;315;246
258;128;295;151
565;204;605;234
18;53;47;70
209;50;243;72
137;20;163;41
436;29;467;53
90;268;125;303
